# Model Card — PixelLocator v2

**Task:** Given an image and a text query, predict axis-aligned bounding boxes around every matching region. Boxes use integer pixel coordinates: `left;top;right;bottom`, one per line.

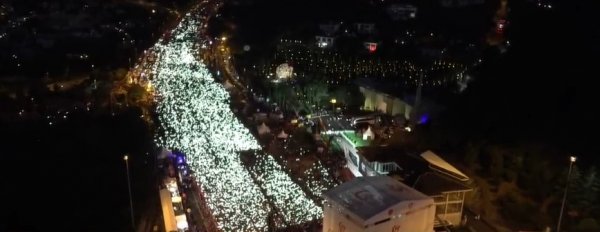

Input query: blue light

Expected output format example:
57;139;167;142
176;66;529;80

418;114;429;124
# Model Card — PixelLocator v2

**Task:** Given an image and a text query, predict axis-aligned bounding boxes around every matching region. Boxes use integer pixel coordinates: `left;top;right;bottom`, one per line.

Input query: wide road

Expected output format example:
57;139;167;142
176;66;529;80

128;0;326;231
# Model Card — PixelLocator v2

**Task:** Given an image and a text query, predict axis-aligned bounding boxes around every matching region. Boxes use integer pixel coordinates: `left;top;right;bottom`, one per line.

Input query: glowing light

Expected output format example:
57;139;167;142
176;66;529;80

275;63;294;80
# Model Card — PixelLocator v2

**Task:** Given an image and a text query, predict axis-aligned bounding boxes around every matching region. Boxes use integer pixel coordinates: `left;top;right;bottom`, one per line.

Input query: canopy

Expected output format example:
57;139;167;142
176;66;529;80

420;150;469;181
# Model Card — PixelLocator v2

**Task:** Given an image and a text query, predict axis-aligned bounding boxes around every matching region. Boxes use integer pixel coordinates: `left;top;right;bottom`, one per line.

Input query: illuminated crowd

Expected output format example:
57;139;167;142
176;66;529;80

302;160;337;205
147;11;323;231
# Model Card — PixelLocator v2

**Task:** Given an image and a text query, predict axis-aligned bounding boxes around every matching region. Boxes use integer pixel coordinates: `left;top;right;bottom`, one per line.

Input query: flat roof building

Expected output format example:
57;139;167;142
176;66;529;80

323;176;436;232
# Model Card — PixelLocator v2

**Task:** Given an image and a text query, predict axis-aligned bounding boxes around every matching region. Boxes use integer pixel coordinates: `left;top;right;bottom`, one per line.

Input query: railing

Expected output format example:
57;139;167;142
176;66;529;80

372;161;402;175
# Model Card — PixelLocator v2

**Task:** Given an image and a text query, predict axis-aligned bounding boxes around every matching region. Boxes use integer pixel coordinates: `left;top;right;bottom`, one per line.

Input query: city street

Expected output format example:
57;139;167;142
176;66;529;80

126;0;331;230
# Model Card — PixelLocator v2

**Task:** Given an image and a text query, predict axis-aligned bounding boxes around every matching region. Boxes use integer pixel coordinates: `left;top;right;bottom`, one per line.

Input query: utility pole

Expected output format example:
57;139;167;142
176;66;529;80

124;155;135;230
556;156;577;232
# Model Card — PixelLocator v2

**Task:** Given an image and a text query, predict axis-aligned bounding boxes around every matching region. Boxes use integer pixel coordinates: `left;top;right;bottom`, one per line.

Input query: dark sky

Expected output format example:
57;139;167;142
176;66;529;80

449;0;600;162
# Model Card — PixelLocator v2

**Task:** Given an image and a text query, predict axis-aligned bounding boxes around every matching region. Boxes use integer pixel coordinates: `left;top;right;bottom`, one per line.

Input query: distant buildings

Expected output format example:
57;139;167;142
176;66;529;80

316;36;335;48
356;77;443;123
360;85;417;121
313;21;380;52
363;42;378;53
354;23;376;35
314;22;341;48
387;4;418;21
318;22;341;36
323;176;436;232
439;0;485;8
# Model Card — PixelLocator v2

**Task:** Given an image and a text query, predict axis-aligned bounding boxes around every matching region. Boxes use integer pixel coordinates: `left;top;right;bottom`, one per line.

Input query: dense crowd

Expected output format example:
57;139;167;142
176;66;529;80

148;10;330;231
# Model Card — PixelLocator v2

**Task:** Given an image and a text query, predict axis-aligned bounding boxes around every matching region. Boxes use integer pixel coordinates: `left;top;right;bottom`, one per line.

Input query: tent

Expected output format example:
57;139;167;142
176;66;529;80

362;126;375;140
277;130;289;139
223;80;234;89
257;122;271;135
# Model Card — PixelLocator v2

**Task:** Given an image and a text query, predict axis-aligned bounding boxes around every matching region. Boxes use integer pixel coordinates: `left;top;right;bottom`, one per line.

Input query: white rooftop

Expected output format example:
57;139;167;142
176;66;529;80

323;176;430;222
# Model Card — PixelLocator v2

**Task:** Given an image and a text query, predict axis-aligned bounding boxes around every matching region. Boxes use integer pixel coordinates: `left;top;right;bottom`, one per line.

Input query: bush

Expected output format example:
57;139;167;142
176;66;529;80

498;192;539;229
572;218;600;232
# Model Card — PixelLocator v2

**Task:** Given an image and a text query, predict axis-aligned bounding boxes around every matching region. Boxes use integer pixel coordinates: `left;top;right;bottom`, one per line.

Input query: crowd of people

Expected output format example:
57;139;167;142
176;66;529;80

145;7;336;231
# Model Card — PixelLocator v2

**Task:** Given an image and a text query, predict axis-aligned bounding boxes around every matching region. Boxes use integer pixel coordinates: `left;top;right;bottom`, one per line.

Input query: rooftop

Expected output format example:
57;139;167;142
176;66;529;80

323;176;431;221
421;150;469;181
413;172;472;196
341;130;371;148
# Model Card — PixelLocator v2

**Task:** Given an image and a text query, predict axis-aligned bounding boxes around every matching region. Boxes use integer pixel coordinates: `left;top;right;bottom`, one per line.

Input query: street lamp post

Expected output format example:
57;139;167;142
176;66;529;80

556;156;576;232
124;155;135;230
330;98;336;113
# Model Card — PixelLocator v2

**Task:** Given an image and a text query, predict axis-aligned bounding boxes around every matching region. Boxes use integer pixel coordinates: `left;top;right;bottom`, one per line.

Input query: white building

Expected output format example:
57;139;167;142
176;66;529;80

359;85;416;120
323;176;436;232
316;36;335;48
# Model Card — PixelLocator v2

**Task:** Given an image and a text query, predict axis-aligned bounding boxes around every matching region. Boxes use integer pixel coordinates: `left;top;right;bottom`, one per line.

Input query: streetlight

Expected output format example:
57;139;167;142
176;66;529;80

556;155;576;232
330;98;336;113
124;155;135;230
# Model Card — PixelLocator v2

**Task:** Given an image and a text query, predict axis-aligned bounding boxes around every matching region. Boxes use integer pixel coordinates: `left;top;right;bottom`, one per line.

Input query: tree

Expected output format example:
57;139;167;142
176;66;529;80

572;218;600;232
128;84;146;103
488;145;505;181
464;141;481;171
272;83;291;110
569;166;600;216
302;80;328;112
505;151;523;183
110;68;128;82
331;85;364;109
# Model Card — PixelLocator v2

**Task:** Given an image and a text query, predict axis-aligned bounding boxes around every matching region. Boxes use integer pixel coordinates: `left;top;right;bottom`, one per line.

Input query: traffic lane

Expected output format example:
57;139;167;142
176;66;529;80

319;115;351;131
184;183;209;232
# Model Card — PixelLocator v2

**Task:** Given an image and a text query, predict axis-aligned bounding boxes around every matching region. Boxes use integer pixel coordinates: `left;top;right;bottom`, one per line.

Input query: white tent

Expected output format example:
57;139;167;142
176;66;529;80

257;122;271;135
362;126;375;140
223;80;234;89
277;130;289;139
